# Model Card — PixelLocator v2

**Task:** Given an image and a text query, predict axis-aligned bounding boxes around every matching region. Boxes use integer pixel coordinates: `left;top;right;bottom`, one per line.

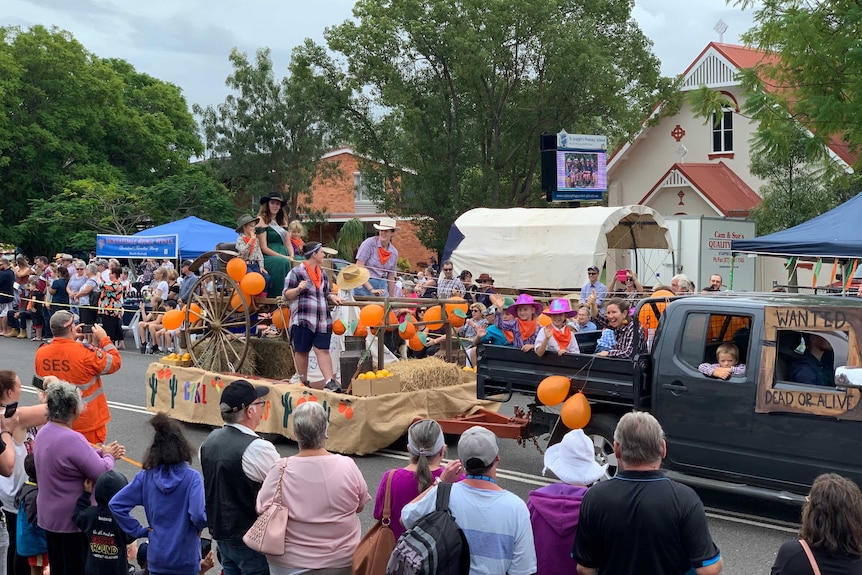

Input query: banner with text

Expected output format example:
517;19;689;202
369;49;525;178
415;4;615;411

96;234;178;259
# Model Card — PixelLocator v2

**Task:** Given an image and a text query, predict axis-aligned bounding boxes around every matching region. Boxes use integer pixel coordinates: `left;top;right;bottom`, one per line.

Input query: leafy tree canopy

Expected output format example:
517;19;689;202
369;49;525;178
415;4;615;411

319;0;674;252
0;25;211;256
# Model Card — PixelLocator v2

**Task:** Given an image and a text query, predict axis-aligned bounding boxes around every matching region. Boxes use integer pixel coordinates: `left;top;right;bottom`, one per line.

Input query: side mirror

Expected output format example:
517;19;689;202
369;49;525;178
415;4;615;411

835;366;862;388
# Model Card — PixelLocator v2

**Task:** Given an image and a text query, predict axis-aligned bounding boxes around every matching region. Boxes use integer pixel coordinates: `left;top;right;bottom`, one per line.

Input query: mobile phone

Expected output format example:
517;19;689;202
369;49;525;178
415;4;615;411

80;324;94;334
3;402;18;418
32;375;45;391
200;537;212;557
616;269;628;283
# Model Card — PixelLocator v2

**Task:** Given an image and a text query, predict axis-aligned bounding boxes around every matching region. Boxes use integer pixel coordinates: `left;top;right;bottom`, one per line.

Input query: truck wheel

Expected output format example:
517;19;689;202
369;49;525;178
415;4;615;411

584;413;620;480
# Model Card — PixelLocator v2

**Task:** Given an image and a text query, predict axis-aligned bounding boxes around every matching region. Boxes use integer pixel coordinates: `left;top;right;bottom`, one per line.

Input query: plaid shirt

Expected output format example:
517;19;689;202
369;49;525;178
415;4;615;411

285;264;332;333
594;315;646;358
435;277;465;299
698;363;747;377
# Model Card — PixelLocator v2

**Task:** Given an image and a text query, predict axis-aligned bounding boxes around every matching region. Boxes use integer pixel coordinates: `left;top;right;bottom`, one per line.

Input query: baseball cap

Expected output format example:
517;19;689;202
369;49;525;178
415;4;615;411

458;426;499;472
181;259;194;268
220;379;270;413
49;310;76;333
587;266;600;273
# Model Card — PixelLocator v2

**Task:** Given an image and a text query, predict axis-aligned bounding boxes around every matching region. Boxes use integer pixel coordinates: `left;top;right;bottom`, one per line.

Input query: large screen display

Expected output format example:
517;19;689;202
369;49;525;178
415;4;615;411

556;150;607;194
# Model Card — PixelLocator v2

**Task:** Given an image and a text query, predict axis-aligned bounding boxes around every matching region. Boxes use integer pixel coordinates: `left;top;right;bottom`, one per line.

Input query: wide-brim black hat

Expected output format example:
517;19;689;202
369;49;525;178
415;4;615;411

259;192;285;205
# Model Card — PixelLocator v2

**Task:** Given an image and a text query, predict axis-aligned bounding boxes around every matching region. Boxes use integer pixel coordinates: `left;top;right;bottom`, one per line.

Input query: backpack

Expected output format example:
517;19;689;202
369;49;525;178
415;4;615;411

386;482;470;575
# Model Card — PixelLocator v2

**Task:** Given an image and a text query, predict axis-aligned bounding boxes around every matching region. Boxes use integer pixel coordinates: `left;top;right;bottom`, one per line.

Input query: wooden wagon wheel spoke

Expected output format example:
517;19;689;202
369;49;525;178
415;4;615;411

187;270;250;371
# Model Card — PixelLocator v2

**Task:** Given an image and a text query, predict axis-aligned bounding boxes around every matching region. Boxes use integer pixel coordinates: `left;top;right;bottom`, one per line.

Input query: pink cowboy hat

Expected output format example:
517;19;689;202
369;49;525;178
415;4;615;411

544;298;578;317
507;294;544;315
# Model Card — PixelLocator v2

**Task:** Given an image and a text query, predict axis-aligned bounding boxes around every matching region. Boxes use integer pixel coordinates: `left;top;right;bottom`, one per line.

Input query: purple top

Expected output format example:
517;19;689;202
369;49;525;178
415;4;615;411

527;483;589;575
373;467;445;540
356;236;398;280
698;363;747;377
34;422;115;533
496;314;538;347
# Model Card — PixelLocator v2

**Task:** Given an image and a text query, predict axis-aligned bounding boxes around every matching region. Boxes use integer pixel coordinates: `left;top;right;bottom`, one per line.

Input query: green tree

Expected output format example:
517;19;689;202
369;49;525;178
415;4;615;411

322;0;672;252
0;25;205;255
731;0;862;167
195;44;338;221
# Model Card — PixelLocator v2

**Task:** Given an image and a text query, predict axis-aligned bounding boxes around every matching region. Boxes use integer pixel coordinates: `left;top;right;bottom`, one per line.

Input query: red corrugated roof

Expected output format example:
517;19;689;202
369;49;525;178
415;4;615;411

639;162;762;217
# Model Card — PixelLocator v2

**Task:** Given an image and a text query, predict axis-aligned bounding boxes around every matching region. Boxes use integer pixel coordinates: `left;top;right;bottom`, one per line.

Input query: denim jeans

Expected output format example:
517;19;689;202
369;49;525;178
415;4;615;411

353;277;388;297
217;539;269;575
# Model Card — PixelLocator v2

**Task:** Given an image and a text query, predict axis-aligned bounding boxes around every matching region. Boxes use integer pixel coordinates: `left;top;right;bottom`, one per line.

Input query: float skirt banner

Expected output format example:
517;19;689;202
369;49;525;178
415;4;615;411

97;234;178;258
145;364;499;455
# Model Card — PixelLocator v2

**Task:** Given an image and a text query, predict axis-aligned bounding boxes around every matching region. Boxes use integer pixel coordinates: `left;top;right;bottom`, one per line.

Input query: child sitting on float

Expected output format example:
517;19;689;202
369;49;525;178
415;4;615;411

535;298;581;357
489;293;542;352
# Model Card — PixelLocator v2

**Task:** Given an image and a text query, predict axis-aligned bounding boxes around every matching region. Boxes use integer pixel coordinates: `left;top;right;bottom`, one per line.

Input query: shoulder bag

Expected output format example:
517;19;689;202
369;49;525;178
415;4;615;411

798;539;821;575
243;458;288;555
353;470;397;575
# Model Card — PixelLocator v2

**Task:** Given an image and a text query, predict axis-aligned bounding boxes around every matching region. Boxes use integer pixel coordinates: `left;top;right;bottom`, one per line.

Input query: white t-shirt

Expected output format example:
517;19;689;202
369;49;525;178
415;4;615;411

402;483;537;575
534;325;580;355
153;280;169;300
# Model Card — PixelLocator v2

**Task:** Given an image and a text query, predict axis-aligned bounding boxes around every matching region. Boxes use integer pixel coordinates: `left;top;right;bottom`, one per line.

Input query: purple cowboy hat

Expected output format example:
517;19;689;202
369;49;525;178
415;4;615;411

544;298;578;318
507;294;544;315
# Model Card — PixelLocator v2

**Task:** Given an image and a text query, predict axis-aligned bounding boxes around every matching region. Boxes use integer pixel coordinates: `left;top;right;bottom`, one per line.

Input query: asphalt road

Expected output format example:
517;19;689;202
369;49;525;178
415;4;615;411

1;335;799;573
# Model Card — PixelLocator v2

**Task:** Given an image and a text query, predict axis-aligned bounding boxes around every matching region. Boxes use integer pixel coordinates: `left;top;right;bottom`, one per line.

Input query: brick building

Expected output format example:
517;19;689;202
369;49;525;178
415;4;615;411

301;147;435;271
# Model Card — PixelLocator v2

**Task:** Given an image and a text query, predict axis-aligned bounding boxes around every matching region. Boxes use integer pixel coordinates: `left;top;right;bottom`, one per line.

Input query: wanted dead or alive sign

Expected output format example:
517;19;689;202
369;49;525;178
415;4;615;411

756;306;862;419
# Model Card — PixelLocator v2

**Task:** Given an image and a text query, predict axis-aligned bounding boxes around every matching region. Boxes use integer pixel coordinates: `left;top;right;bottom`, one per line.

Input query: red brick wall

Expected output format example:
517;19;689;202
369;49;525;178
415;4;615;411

394;220;435;271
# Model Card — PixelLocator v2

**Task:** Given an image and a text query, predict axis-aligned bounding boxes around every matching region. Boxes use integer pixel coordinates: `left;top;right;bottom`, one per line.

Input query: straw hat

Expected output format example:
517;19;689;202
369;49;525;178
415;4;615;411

336;264;371;290
543;429;607;485
373;217;400;231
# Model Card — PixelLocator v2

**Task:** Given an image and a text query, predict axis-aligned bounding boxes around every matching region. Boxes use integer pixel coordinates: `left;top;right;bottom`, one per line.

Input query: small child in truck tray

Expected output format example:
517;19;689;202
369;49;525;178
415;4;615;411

699;342;747;380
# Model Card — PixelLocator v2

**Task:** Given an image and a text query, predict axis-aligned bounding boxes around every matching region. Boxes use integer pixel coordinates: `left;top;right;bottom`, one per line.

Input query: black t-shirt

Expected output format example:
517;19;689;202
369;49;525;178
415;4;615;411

0;268;14;303
573;469;720;575
771;539;862;575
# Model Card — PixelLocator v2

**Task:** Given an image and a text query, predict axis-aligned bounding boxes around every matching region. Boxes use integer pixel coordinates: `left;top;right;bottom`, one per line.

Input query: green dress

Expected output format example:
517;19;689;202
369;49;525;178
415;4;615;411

257;224;293;296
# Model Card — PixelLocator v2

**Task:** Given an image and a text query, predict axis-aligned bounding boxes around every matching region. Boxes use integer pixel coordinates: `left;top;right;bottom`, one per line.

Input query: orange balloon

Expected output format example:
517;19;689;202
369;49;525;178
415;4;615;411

182;303;203;324
423;305;444;330
398;321;417;340
359;304;385;327
162;309;184;331
240;272;266;296
408;334;425;351
561;392;592;429
537;375;570;407
333;318;346;335
538;313;552;327
229;291;247;312
354;323;368;337
385;311;398;331
226;258;247;282
272;308;290;329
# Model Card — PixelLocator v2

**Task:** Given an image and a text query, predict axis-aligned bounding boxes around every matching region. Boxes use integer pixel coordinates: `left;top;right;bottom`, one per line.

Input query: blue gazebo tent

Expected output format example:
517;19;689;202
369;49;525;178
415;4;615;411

133;216;235;260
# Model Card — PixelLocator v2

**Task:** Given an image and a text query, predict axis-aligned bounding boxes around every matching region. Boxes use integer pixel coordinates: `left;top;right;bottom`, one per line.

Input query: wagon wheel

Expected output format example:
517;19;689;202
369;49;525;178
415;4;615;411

185;270;251;372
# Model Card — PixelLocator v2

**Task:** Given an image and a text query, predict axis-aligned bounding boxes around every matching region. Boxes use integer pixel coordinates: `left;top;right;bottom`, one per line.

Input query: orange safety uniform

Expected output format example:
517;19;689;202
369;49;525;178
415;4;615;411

35;336;121;443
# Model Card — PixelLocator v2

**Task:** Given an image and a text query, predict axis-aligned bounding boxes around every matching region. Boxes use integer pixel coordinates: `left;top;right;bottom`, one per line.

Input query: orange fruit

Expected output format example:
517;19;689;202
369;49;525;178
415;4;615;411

332;319;346;335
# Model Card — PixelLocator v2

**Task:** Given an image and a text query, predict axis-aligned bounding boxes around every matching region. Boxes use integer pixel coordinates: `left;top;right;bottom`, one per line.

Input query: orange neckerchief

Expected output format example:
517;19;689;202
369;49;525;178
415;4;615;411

290;237;304;253
503;329;514;344
516;318;537;341
304;261;322;290
377;245;392;266
551;325;573;350
242;236;256;250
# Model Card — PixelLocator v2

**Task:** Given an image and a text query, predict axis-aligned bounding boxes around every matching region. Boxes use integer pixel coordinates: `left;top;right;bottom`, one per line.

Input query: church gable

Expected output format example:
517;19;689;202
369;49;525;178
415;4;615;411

680;49;739;91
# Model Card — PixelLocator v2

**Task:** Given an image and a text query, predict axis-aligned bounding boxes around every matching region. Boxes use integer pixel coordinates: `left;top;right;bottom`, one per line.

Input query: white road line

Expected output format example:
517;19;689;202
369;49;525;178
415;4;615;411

705;510;798;533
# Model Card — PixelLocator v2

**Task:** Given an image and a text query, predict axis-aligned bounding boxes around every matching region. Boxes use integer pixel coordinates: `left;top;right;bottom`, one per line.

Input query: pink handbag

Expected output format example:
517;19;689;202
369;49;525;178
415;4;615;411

243;459;288;555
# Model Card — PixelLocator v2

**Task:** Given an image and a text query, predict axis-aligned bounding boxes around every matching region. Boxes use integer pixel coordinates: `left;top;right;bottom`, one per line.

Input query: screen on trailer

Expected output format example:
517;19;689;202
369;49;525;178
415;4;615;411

556;150;607;193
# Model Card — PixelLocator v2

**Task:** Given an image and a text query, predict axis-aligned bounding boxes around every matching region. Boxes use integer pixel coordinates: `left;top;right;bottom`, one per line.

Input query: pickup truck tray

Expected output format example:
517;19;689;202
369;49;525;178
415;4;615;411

477;344;652;409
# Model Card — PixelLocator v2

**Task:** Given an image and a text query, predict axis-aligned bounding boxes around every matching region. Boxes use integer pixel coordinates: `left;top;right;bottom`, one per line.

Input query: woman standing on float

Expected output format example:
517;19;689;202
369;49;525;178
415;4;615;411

256;192;293;297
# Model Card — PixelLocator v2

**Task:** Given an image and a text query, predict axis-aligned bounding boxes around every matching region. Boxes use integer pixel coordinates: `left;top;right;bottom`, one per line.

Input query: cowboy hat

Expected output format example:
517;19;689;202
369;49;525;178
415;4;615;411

235;214;260;233
544;298;578;317
543;429;607;485
476;273;494;284
336;264;371;290
373;217;400;231
259;192;285;205
507;293;544;315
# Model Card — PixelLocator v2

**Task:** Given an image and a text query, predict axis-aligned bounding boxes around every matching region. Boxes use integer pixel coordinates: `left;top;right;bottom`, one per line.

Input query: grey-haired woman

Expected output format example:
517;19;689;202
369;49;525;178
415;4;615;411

255;402;370;574
33;382;125;575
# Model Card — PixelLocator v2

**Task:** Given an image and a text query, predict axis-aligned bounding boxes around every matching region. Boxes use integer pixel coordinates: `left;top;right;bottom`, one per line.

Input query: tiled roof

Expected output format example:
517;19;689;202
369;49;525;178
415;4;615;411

640;162;761;217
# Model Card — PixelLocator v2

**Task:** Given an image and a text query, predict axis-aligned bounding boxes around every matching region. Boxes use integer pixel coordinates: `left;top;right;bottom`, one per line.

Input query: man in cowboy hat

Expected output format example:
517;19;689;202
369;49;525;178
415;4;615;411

284;242;344;392
355;216;400;297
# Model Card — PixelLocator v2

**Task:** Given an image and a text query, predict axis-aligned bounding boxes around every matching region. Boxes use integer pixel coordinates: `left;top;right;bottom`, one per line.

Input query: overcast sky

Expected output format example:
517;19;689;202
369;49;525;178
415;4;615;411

4;0;756;113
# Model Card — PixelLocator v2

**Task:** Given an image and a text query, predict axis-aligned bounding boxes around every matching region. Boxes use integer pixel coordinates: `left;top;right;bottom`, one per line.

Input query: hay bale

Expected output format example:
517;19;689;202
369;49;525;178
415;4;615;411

249;337;295;379
196;339;258;376
386;356;464;391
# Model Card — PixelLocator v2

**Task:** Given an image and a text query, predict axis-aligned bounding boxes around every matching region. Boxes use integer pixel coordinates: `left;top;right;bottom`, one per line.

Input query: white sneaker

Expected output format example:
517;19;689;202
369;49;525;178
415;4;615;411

289;373;304;384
